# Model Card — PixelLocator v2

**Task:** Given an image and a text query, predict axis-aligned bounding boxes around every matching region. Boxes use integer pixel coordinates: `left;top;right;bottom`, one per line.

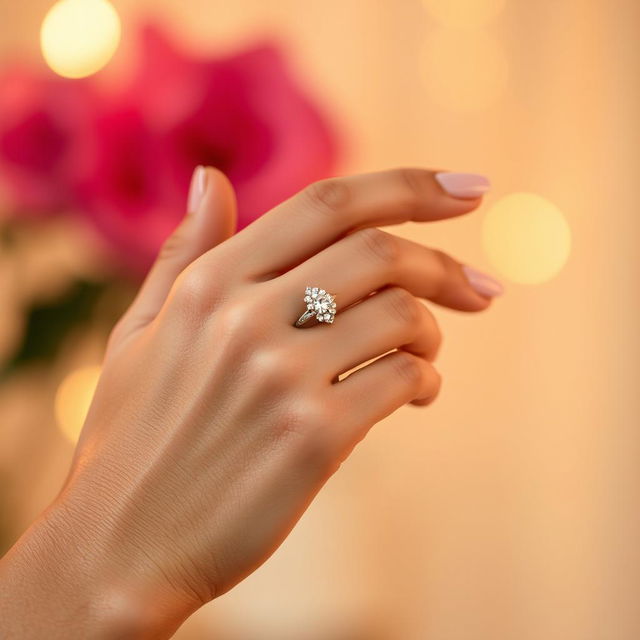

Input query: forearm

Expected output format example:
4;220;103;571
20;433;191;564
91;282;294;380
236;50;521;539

0;501;191;639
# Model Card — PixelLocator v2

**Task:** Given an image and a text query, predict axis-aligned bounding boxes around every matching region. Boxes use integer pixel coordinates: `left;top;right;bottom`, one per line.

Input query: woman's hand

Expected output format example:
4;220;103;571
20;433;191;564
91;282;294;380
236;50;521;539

0;167;502;638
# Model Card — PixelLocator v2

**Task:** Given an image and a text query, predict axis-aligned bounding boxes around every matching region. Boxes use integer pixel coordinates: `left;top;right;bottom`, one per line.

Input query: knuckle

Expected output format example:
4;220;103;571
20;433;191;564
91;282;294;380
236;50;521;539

172;267;212;314
216;298;260;340
397;167;432;204
171;264;227;318
356;228;401;266
392;352;426;390
430;369;443;399
432;320;443;356
386;287;422;325
303;178;350;214
418;368;443;405
278;399;336;462
281;399;328;435
429;249;452;296
250;347;297;386
421;305;443;358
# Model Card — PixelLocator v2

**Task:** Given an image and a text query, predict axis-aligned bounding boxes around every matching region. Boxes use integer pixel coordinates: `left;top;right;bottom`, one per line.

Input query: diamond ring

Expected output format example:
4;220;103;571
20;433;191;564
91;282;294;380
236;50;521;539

294;286;337;327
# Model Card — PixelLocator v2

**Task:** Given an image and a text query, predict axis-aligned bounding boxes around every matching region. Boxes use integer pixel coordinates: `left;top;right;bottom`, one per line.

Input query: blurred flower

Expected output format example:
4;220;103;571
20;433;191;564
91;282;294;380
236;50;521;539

0;66;96;216
73;105;180;275
74;25;340;275
0;24;339;276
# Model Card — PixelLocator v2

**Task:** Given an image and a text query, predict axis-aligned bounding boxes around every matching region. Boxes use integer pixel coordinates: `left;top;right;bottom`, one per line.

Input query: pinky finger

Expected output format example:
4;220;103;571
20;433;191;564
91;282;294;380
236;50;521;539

331;351;441;447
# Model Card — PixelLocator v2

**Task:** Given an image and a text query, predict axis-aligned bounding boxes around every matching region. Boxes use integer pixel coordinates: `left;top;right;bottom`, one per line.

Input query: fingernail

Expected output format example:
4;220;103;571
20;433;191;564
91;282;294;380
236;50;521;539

187;165;207;213
462;265;504;298
435;172;490;199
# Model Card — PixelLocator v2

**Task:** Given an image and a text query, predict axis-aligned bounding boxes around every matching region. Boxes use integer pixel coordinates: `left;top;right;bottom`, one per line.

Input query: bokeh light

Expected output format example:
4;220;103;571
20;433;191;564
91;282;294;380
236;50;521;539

54;365;101;443
482;192;572;284
422;0;507;29
40;0;121;79
422;30;508;111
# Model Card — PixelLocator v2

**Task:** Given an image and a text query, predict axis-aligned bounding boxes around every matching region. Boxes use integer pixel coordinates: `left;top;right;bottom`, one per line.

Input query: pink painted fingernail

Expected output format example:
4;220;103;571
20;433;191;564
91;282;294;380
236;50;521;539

462;265;504;298
187;165;207;213
435;172;490;199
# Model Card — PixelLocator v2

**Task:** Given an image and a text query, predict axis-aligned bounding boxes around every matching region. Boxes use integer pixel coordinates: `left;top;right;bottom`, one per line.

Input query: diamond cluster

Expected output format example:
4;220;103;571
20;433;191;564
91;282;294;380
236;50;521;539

304;286;337;323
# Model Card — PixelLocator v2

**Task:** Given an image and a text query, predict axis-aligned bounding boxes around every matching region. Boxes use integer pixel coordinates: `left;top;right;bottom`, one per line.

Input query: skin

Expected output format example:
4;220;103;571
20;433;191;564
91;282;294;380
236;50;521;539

0;167;498;638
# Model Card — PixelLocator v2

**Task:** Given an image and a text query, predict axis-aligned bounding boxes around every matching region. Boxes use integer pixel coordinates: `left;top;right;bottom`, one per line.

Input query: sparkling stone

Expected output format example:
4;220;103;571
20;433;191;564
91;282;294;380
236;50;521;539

303;287;337;324
311;291;334;319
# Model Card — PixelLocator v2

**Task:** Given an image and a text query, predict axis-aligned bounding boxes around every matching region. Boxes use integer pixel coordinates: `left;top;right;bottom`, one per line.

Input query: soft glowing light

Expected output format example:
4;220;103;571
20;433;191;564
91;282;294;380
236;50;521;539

55;365;102;443
482;193;571;284
422;30;508;112
40;0;121;78
422;0;507;29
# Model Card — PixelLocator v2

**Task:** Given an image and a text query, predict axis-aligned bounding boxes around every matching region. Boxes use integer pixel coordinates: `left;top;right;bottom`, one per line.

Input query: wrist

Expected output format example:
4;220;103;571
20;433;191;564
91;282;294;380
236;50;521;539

0;497;196;639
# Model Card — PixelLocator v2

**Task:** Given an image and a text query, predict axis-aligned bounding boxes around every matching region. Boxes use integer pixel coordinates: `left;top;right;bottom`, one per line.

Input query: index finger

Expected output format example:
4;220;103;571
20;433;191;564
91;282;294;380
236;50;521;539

226;168;489;278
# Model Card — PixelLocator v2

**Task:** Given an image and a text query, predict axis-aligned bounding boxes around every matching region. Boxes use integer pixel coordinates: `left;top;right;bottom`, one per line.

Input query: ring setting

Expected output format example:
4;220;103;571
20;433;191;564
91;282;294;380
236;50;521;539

295;286;337;327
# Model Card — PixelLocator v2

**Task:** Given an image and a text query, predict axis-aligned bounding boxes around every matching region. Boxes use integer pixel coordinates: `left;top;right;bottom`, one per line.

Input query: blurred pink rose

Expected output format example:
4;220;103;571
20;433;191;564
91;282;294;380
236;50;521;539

0;66;96;216
73;105;182;271
75;25;341;276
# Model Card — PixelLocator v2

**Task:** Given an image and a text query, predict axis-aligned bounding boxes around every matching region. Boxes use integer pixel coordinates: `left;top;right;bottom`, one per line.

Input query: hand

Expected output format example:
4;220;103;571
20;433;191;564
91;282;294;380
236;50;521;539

0;167;502;638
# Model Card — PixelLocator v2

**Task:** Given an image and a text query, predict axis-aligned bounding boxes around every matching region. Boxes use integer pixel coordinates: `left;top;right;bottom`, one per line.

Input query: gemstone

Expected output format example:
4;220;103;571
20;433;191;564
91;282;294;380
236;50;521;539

312;293;334;317
303;287;336;324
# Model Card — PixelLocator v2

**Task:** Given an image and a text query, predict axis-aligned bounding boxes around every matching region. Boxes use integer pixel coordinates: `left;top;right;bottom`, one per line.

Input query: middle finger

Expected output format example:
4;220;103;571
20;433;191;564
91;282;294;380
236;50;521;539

219;168;488;279
278;228;492;323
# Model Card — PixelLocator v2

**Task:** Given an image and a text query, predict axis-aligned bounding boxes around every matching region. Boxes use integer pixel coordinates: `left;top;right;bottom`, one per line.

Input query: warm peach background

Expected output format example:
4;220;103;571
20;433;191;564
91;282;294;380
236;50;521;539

1;1;639;639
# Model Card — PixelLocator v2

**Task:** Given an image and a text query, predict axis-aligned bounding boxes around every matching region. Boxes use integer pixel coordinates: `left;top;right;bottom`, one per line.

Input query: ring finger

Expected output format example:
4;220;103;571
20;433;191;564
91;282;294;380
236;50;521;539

314;287;441;380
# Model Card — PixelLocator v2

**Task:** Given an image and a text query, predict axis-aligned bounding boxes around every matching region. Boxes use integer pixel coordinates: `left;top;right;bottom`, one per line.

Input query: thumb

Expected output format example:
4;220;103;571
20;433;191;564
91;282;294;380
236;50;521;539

108;165;237;353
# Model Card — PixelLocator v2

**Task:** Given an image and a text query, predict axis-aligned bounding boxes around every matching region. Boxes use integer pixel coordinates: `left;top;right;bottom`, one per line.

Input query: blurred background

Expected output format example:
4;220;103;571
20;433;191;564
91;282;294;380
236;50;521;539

0;1;638;638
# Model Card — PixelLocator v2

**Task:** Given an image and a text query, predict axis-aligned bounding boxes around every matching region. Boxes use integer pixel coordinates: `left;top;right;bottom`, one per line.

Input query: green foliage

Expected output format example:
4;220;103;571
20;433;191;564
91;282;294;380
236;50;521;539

0;279;109;382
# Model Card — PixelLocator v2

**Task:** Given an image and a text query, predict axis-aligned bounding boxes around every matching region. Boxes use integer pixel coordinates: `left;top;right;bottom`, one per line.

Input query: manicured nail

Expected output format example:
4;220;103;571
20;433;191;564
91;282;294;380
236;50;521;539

187;165;207;213
462;265;504;298
435;172;490;199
